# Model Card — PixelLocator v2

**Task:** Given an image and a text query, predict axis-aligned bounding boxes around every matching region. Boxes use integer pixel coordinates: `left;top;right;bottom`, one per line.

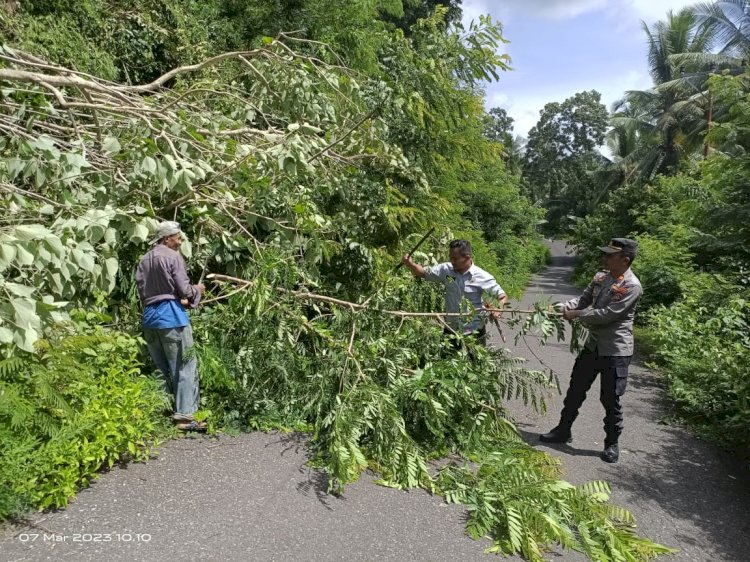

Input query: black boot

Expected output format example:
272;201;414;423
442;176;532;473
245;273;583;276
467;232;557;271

539;425;572;443
600;443;619;463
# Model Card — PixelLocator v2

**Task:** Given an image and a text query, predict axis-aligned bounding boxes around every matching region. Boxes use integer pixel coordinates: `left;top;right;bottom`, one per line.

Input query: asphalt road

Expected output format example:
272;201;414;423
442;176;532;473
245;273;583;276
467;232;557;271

2;240;748;562
498;240;750;562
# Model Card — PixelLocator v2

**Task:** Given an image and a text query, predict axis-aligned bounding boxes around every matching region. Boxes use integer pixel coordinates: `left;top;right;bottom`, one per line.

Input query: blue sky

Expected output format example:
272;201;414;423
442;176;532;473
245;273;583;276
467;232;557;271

461;0;700;138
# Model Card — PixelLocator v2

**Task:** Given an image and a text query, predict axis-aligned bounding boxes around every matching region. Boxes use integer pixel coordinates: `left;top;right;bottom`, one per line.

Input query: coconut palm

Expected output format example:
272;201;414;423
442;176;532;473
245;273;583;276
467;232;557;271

695;0;750;59
663;2;750;158
605;100;654;187
615;8;717;181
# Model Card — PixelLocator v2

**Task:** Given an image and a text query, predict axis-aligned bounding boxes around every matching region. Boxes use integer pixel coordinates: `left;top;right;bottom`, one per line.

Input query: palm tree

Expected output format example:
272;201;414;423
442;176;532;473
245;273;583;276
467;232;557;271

605;100;653;187
615;8;716;180
659;2;750;151
695;0;750;60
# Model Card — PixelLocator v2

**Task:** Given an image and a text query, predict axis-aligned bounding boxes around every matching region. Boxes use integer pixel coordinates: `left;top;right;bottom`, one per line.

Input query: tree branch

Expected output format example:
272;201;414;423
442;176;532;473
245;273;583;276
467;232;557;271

206;274;561;318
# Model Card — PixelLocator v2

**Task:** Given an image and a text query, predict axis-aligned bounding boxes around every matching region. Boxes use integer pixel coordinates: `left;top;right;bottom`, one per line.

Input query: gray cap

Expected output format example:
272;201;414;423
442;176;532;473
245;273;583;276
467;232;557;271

151;221;181;244
599;237;637;259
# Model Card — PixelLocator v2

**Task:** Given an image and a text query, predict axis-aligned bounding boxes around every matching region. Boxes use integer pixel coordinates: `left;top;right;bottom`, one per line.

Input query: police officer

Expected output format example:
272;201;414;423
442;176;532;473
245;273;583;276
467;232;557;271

540;238;642;463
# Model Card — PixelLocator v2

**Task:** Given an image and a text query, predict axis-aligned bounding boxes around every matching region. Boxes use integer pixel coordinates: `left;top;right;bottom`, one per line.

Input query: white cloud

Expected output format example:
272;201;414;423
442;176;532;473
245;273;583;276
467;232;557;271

491;68;650;139
503;94;551;139
620;0;700;24
461;0;492;26
493;0;608;20
462;0;699;25
487;91;509;107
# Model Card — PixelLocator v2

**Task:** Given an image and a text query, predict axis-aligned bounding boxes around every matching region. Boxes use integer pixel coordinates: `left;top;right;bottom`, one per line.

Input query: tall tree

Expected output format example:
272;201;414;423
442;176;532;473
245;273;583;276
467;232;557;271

483;107;523;174
483;107;514;144
696;0;750;59
522;90;608;232
380;0;463;33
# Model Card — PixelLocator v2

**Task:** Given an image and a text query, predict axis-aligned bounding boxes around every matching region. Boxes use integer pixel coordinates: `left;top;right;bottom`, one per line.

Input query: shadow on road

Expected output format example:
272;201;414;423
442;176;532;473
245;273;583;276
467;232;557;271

516;427;602;459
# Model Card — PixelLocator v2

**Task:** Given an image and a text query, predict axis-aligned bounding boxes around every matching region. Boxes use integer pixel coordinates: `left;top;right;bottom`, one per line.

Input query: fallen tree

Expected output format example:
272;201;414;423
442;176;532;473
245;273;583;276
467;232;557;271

0;35;673;560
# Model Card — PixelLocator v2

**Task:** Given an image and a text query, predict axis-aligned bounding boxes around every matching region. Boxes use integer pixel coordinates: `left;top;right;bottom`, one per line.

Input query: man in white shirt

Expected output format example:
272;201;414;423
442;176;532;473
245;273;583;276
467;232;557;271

401;239;508;346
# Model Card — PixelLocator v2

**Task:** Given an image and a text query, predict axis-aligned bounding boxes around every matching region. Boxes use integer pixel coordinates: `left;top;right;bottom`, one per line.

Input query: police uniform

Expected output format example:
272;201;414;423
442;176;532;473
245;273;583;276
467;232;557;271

541;238;642;461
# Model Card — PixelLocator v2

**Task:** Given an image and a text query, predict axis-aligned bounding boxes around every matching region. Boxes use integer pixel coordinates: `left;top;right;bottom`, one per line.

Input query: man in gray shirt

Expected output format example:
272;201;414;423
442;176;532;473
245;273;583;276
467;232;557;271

135;221;205;430
540;238;643;463
401;239;507;347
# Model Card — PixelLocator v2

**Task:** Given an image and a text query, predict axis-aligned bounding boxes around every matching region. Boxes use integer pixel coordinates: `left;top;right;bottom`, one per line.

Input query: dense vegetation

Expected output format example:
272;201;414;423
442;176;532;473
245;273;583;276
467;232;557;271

514;2;749;457
8;0;745;560
569;4;748;457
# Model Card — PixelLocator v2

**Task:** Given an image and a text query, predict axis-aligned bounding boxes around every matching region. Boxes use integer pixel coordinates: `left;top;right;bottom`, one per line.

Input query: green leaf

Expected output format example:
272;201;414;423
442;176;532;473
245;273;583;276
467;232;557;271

301;123;323;134
4;282;36;298
6;157;25;180
131;223;150;243
13;327;38;352
15;244;34;266
142;156;157;174
14;224;51;241
180;238;192;259
104;228;117;245
0;243;16;270
49;272;64;295
0;326;13;343
45;236;65;257
102;136;121;155
30;135;57;153
72;248;95;272
103;257;119;292
11;298;40;330
104;257;119;279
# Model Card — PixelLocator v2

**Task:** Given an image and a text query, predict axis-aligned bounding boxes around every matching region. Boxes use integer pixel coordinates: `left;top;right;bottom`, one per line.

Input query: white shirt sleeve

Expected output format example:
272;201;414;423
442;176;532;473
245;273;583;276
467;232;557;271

473;271;506;298
423;262;453;283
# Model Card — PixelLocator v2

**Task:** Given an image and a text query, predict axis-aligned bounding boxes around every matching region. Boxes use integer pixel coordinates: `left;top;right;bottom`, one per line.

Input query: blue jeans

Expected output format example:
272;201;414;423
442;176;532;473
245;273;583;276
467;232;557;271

143;325;199;417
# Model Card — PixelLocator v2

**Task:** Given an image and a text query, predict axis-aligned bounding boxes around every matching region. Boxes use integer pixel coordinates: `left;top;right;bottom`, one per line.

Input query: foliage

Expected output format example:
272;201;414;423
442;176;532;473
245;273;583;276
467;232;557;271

689;0;750;66
483;107;515;146
608;6;723;188
482;107;525;175
0;325;168;518
439;449;676;560
643;275;750;456
629;234;695;313
0;7;675;559
522;90;609;233
569;171;701;306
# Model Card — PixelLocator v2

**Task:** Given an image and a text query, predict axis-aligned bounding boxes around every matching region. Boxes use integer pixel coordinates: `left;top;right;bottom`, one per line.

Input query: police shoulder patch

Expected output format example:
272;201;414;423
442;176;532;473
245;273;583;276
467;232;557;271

610;284;629;301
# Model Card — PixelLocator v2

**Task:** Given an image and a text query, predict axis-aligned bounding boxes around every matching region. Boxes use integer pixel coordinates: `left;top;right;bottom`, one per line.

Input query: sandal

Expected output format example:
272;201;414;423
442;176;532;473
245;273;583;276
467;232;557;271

175;420;207;432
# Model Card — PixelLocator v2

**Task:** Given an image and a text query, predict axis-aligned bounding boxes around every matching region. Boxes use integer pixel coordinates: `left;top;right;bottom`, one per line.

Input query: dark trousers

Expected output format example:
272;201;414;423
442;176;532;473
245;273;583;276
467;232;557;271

559;348;631;446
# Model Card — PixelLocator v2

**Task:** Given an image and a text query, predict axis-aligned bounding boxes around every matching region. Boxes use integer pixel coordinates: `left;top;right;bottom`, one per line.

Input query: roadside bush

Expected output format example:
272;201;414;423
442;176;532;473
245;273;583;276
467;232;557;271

629;233;695;313
644;275;750;456
491;238;549;297
0;324;169;519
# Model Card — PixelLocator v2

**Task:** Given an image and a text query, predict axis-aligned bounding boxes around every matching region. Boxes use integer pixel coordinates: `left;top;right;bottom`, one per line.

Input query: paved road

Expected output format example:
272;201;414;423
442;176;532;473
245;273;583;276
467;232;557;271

2;241;748;562
497;241;750;562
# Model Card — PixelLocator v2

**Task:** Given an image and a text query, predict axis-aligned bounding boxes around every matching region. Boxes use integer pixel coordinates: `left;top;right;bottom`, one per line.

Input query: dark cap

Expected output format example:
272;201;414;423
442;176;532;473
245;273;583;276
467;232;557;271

598;238;637;259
